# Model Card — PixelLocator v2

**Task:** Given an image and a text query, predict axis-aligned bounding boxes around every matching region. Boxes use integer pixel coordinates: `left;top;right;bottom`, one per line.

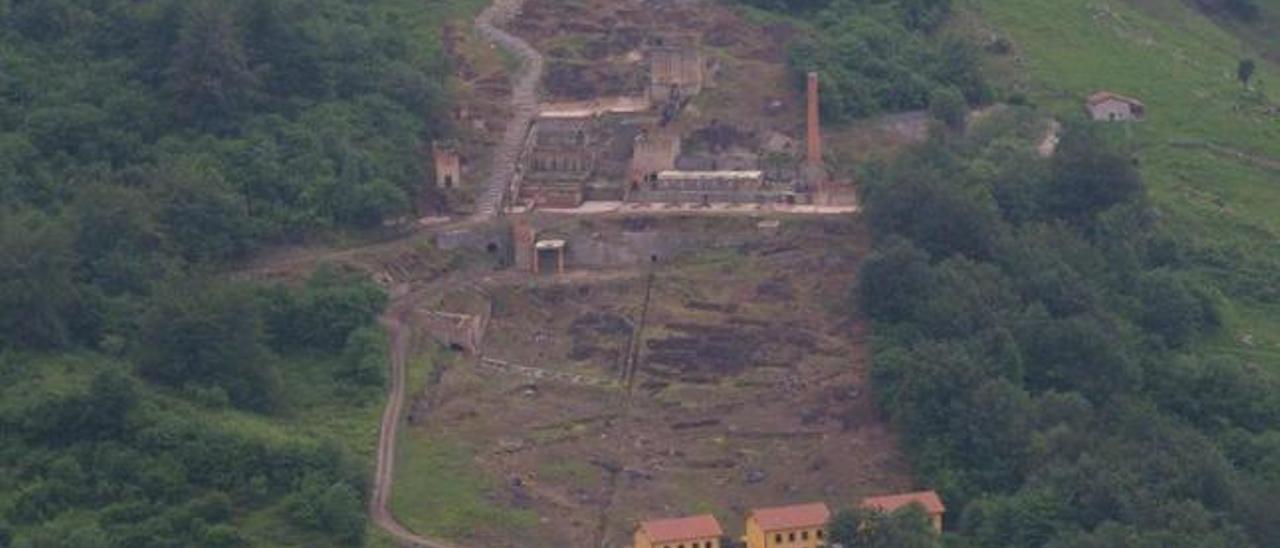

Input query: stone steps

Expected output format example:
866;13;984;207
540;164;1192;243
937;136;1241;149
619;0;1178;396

473;0;545;218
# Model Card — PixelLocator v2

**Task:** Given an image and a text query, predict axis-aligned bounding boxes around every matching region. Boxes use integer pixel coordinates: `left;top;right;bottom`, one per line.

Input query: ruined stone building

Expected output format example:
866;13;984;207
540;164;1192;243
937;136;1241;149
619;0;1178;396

1086;91;1145;122
626;169;803;204
647;34;704;103
432;141;462;190
628;129;680;188
520;115;598;208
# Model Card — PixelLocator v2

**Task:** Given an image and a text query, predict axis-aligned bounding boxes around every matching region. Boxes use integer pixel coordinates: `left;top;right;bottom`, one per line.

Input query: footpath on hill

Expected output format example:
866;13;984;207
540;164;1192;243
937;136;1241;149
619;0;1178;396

368;0;542;545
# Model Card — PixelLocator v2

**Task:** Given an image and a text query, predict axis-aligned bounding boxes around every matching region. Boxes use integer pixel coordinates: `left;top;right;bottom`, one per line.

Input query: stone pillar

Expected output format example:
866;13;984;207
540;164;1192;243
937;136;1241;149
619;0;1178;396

513;219;536;273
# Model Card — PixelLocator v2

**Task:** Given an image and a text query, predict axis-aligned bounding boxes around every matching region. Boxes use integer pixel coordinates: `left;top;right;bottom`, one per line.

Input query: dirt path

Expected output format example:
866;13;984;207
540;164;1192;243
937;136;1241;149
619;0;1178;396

473;0;544;218
370;289;464;548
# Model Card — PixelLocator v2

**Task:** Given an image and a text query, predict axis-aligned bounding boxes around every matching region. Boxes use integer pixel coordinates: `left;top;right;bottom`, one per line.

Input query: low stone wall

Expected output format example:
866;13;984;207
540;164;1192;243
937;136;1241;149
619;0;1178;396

563;223;758;267
434;220;513;259
625;190;811;205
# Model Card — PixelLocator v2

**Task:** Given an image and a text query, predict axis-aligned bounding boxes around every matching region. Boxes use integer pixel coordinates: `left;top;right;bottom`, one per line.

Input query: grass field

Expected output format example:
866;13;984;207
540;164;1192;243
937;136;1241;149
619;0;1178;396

964;0;1280;371
388;346;539;543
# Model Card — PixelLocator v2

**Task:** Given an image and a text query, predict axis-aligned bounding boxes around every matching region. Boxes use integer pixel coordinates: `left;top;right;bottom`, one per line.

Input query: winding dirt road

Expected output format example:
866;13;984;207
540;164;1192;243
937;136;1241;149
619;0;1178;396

368;1;541;545
369;289;461;548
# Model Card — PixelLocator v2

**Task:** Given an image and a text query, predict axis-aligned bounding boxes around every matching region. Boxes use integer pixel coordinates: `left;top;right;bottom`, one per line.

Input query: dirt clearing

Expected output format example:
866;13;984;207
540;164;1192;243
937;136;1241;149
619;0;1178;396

404;217;911;547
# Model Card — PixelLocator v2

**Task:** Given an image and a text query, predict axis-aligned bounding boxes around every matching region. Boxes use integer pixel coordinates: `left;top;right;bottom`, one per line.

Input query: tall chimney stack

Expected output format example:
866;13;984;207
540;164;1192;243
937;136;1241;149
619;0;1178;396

806;72;821;166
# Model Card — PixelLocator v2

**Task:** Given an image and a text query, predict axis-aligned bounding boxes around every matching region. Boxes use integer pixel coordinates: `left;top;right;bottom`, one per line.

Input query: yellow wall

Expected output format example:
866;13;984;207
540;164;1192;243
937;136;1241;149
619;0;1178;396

634;530;720;548
744;517;828;548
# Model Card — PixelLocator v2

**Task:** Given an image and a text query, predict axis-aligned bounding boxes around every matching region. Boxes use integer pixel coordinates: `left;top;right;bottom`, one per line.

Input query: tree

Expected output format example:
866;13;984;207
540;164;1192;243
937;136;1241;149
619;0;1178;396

1224;0;1261;21
0;211;80;350
166;0;258;129
135;281;279;412
1136;270;1218;348
339;326;387;388
260;265;387;352
1047;124;1143;222
287;476;366;546
829;507;940;548
858;237;934;322
70;184;164;296
1237;58;1256;88
150;161;253;264
928;86;967;130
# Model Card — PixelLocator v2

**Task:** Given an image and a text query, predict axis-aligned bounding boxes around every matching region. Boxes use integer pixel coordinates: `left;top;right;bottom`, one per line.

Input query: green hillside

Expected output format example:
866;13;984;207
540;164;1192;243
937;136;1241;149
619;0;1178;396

0;0;479;546
967;0;1280;369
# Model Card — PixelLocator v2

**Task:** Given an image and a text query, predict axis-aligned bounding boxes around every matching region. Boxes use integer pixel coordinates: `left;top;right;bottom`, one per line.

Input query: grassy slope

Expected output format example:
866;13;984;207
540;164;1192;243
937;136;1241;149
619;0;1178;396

388;346;538;542
963;0;1280;370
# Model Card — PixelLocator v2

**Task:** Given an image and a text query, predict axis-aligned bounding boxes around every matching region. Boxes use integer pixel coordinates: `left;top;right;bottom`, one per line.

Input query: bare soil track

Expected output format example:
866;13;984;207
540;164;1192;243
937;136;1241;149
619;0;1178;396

370;289;463;548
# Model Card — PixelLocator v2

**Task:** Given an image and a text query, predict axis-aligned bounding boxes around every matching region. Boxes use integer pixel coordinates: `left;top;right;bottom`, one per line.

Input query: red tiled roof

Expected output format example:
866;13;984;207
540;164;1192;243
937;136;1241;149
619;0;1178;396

861;491;946;515
1087;91;1144;107
749;502;831;531
639;514;723;543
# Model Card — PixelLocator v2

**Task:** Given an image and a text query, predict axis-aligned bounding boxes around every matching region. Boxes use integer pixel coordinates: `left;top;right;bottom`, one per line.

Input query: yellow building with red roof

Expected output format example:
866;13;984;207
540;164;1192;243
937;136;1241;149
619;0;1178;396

634;514;723;548
743;502;830;548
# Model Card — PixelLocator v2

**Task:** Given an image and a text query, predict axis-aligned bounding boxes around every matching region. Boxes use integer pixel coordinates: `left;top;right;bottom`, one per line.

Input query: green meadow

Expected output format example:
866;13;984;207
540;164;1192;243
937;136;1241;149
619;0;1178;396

966;0;1280;370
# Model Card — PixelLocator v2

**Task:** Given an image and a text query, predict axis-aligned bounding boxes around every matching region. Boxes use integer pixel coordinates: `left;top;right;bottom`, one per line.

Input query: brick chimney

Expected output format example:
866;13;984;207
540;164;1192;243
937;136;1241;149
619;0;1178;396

806;72;821;166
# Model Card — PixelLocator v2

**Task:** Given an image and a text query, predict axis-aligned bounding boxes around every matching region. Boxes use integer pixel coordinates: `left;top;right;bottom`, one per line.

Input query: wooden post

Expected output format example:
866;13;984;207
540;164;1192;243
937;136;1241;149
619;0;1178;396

533;246;540;275
557;248;565;275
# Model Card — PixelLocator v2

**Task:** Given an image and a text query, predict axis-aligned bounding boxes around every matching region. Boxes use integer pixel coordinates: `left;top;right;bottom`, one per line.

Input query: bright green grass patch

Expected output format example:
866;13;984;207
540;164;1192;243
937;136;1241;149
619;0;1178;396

970;0;1280;158
1205;299;1280;365
389;434;537;539
388;345;537;541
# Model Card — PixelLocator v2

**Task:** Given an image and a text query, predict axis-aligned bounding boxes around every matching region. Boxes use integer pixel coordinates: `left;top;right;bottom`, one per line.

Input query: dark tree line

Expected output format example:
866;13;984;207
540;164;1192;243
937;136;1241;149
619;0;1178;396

740;0;988;121
856;111;1280;546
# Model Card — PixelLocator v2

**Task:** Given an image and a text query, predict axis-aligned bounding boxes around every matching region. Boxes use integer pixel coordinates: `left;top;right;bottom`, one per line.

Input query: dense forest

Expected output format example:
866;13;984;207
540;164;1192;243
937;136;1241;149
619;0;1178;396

739;0;988;121
857;111;1280;546
0;0;450;545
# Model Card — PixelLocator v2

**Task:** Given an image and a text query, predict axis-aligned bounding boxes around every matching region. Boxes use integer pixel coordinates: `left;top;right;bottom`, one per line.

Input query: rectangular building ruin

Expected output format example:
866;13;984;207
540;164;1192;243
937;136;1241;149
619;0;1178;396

628;129;680;189
520;115;598;208
626;170;805;204
647;34;704;103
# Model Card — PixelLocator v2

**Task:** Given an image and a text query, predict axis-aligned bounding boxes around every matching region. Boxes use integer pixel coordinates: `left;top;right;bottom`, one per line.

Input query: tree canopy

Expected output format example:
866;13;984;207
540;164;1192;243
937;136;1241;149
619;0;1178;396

857;112;1278;546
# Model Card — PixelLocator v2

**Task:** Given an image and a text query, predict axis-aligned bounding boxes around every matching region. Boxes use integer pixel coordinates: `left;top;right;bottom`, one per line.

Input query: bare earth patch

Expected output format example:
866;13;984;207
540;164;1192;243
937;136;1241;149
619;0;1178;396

407;219;912;547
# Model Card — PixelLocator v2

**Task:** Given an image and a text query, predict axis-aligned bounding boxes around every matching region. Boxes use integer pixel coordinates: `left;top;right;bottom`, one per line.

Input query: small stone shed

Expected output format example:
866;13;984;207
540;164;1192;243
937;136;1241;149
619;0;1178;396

1086;91;1145;122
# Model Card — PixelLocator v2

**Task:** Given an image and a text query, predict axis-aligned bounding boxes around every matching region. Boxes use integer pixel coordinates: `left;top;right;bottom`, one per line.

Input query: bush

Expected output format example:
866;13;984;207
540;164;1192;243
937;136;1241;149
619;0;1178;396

929;86;967;130
340;327;388;388
135;282;279;412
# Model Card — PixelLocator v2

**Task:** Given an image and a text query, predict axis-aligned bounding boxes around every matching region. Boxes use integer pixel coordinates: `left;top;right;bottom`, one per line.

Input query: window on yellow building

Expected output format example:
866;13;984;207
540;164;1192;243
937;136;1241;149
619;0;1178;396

802;531;809;540
775;533;783;543
789;532;796;542
817;530;824;539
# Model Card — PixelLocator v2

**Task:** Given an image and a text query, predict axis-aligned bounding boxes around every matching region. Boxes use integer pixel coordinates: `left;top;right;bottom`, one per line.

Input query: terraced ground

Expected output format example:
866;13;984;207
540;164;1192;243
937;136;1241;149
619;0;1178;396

962;0;1280;370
